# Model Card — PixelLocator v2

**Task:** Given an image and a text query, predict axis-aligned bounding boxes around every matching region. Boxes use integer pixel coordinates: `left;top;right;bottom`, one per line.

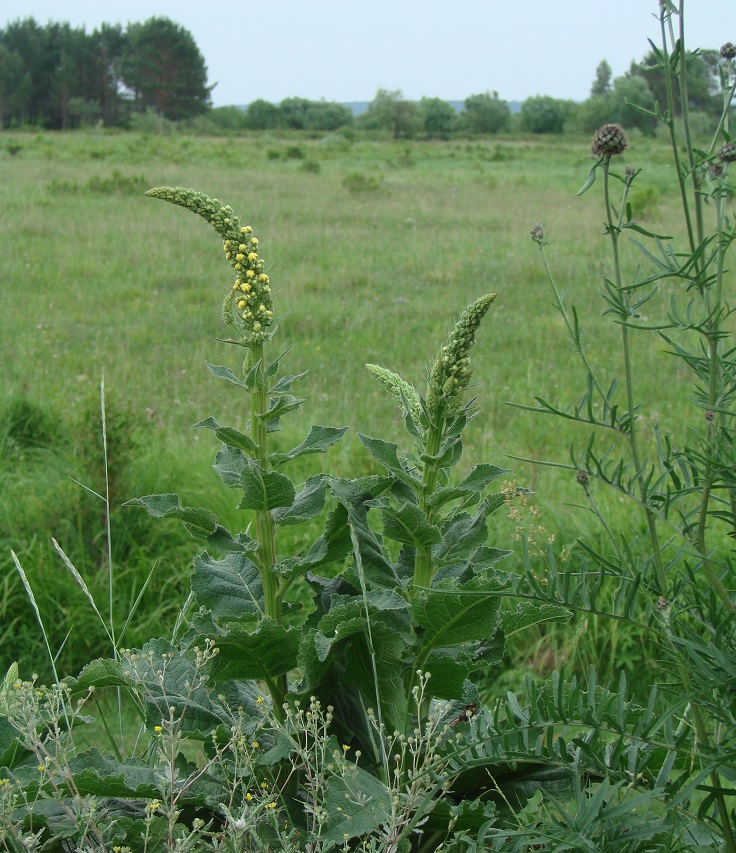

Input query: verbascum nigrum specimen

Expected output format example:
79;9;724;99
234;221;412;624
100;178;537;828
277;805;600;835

145;187;274;343
426;293;496;420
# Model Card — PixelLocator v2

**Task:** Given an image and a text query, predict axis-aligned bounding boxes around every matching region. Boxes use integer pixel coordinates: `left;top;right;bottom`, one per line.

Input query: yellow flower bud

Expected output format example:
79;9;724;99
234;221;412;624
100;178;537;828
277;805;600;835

248;252;258;262
235;263;243;271
250;237;258;245
236;253;245;262
246;269;255;278
238;300;246;310
239;244;246;252
258;274;268;282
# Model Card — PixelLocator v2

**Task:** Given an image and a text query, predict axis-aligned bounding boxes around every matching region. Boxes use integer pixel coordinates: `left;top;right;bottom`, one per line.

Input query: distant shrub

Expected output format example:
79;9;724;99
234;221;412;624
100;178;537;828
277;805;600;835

300;158;321;173
341;171;382;193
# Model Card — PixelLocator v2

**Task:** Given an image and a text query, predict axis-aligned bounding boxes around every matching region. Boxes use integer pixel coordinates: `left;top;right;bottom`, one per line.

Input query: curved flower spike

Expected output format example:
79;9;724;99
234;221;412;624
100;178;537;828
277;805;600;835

145;186;274;343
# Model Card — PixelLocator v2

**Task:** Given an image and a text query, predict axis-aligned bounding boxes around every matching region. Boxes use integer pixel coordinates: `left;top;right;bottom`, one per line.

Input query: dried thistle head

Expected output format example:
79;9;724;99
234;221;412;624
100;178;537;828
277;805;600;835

720;42;736;60
717;142;736;163
145;186;274;344
591;124;628;158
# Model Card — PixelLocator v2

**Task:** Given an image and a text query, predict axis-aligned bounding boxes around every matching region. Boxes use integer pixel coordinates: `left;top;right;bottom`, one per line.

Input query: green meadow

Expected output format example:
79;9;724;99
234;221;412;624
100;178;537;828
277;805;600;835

0;129;706;680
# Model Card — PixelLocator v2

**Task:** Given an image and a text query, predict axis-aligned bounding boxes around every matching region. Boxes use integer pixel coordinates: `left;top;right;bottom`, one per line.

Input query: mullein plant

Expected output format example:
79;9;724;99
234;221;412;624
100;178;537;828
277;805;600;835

0;185;587;850
516;4;736;849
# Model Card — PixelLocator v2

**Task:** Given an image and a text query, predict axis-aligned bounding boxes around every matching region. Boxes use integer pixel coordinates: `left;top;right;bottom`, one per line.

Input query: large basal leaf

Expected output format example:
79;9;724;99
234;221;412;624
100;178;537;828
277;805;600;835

321;767;391;843
273;475;327;526
124;493;217;539
357;433;421;488
208;619;300;682
118;639;226;738
313;590;409;662
270;424;348;466
413;577;503;652
64;749;161;799
375;501;442;549
0;715;30;770
192;551;264;620
237;459;296;511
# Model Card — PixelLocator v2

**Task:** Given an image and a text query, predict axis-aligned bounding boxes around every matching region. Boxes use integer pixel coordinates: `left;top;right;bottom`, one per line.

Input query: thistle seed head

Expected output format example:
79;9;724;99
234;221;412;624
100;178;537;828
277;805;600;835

717;142;736;163
530;223;544;241
720;42;736;60
591;124;628;158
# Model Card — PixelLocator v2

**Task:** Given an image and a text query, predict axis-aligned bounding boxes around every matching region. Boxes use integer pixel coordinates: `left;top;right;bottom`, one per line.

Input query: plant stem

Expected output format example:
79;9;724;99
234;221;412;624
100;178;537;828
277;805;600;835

602;160;667;596
413;418;443;592
246;341;285;721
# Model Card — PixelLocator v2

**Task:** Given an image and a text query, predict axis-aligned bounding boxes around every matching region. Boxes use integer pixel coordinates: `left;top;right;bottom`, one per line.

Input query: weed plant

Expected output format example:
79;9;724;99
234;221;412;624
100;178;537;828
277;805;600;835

2;4;736;850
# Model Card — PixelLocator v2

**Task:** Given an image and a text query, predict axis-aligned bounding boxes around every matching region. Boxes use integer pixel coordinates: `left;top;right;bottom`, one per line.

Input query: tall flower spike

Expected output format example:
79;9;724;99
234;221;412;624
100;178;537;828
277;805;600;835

427;293;496;419
365;363;422;426
145;186;274;344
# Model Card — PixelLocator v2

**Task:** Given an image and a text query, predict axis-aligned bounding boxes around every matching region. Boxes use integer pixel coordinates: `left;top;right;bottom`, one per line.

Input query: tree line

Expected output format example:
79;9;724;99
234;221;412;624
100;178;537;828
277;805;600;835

0;17;211;128
0;16;726;135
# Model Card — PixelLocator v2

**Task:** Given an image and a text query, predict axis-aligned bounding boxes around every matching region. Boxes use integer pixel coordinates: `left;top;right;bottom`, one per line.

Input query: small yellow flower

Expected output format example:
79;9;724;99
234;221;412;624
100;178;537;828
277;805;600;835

250;237;258;245
256;695;264;704
253;322;262;331
236;253;245;262
238;243;246;252
246;269;255;278
246;792;253;801
260;781;269;789
258;274;268;282
234;263;243;271
251;741;260;749
37;764;46;772
247;252;258;262
265;801;276;809
238;300;246;310
154;725;163;735
342;744;350;752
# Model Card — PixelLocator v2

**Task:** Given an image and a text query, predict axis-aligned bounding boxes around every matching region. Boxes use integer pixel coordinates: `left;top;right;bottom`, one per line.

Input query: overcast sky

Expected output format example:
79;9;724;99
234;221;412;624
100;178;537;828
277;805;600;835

1;1;733;107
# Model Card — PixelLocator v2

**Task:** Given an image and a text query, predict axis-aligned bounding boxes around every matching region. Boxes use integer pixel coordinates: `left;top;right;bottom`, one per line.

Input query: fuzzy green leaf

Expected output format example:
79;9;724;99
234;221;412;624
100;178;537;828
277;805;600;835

124;493;218;539
212;443;248;487
321;768;391;842
331;476;399;589
237;459;296;511
192;551;264;620
270;424;348;465
376;501;442;549
436;503;490;563
357;433;421;487
413;577;503;652
209;619;300;681
205;360;246;388
273;475;327;526
257;394;305;421
193;416;258;455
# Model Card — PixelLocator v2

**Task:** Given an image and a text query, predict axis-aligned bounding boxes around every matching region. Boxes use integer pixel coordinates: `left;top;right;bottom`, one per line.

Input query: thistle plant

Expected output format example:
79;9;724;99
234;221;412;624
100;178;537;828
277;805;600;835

518;2;736;849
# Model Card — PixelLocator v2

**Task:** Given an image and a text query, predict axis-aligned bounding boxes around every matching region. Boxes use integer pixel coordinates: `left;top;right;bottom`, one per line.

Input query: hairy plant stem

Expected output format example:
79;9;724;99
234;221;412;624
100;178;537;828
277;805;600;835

247;341;285;720
413;418;444;592
602;160;667;596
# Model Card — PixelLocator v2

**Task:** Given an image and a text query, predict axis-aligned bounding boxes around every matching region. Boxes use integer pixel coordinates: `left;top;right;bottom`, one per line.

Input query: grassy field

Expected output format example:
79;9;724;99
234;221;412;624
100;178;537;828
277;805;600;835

0;128;713;680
